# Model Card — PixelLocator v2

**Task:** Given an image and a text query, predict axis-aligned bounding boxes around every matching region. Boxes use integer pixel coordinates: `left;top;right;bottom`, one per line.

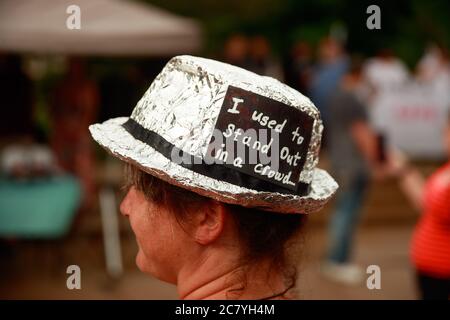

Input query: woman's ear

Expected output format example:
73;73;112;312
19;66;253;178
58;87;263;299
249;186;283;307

193;200;226;245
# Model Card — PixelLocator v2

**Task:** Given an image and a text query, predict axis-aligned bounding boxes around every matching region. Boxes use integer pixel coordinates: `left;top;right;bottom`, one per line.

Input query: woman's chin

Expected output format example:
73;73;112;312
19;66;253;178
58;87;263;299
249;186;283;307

135;251;160;276
135;249;150;273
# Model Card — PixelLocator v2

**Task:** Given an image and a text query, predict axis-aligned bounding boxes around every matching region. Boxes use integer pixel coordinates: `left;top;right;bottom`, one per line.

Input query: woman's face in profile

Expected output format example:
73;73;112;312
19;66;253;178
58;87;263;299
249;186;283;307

120;186;190;284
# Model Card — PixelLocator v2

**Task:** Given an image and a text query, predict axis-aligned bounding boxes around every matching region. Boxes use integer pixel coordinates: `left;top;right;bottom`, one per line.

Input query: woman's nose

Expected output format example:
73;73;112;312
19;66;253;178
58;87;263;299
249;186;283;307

120;187;133;217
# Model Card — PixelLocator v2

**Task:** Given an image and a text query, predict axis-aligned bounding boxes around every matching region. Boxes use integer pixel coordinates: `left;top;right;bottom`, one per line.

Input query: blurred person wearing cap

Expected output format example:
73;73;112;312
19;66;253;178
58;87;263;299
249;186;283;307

394;112;450;300
90;56;338;299
321;57;395;285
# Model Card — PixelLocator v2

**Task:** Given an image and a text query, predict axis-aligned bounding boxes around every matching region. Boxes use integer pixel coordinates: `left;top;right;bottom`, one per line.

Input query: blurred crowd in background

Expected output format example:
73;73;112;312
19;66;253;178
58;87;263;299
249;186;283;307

0;0;449;300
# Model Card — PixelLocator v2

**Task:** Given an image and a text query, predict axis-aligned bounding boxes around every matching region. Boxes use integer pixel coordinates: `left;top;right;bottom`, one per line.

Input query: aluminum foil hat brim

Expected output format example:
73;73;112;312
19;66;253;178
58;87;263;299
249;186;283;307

89;117;338;214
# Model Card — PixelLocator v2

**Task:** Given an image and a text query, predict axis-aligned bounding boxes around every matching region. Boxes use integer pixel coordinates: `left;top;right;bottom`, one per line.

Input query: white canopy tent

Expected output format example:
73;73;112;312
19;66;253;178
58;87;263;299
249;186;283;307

0;0;202;56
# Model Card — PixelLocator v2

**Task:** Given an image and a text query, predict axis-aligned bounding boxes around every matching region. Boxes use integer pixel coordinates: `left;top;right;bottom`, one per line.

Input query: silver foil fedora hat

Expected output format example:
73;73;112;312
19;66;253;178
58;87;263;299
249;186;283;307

89;55;338;214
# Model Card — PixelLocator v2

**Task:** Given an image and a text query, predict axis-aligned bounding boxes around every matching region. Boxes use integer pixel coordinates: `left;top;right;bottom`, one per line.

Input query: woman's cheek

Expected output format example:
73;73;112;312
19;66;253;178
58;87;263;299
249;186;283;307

128;207;152;254
131;217;157;272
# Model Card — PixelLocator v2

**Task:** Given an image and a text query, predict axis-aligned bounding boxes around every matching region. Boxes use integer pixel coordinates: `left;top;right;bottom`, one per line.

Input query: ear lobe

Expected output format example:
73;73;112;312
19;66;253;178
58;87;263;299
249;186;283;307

194;201;226;245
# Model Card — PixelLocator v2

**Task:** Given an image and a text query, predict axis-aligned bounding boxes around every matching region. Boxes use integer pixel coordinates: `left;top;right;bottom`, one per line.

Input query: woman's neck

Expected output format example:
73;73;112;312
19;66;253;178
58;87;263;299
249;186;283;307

176;247;293;300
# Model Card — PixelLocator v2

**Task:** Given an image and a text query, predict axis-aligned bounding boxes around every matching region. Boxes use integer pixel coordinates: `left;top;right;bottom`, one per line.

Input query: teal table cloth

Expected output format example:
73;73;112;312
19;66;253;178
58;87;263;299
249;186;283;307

0;175;81;238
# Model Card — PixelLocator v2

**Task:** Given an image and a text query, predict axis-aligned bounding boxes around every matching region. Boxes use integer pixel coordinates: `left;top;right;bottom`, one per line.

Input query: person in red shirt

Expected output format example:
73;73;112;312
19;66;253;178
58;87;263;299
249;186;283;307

397;112;450;300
